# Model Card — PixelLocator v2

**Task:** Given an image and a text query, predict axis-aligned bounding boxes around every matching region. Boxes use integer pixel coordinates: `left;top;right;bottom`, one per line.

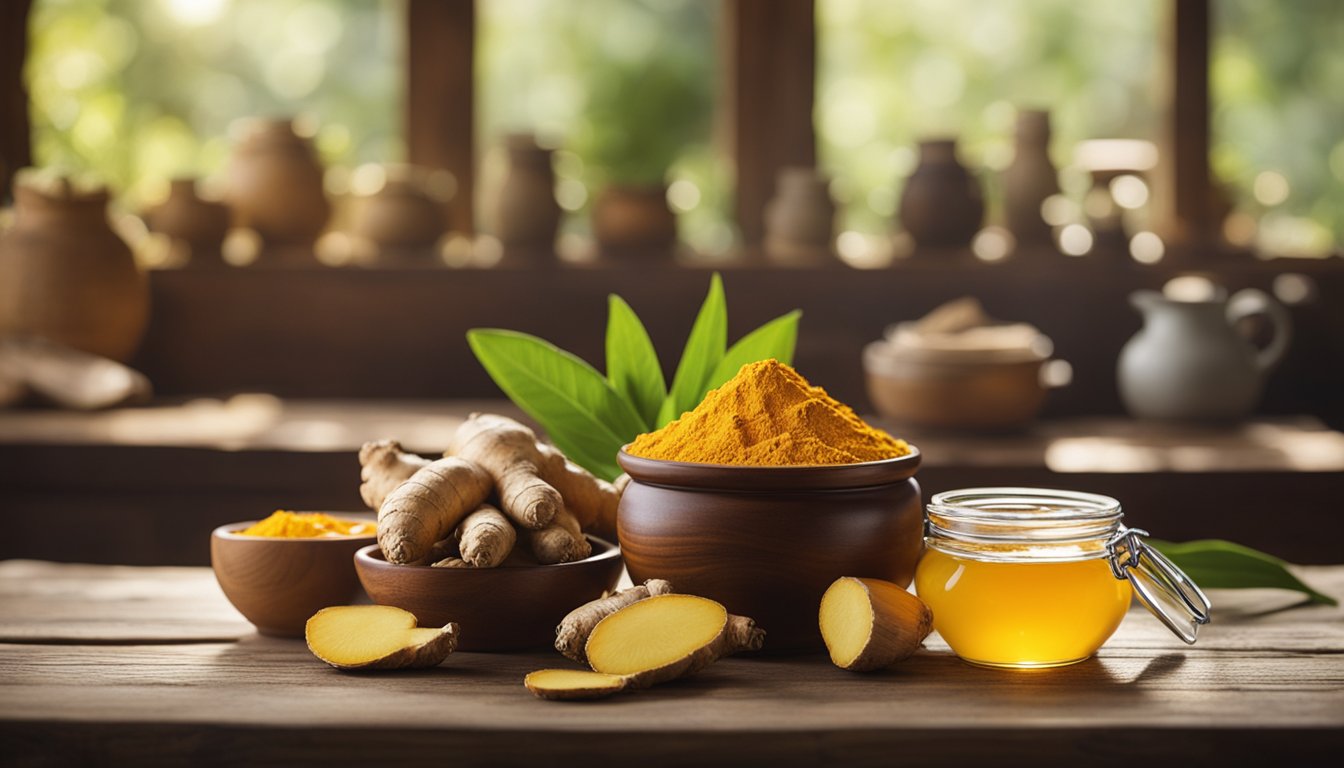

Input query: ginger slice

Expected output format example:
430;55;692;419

524;669;629;701
555;579;675;663
585;594;764;687
819;576;932;672
305;605;459;671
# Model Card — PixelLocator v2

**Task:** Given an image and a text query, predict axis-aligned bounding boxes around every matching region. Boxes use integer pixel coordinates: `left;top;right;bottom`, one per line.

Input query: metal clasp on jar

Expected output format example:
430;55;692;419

1107;527;1212;644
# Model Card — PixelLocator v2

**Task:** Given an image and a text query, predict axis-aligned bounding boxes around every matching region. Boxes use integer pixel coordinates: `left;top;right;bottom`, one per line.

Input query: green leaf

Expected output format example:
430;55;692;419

705;310;802;392
1150;539;1338;606
467;329;645;481
657;273;726;427
605;295;666;430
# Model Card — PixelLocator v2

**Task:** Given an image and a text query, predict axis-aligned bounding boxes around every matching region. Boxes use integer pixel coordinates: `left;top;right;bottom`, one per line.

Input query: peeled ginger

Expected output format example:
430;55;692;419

305;605;459;671
819;577;932;672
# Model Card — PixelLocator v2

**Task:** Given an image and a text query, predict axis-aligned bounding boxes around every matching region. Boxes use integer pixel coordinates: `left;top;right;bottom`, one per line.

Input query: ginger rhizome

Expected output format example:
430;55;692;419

526;594;765;701
305;605;459;671
819;576;932;672
359;413;625;568
627;359;909;466
555;579;675;663
238;511;374;538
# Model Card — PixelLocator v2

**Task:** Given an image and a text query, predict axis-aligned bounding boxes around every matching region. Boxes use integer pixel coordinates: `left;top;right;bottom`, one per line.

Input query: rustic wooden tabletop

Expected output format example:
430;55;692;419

0;560;1340;766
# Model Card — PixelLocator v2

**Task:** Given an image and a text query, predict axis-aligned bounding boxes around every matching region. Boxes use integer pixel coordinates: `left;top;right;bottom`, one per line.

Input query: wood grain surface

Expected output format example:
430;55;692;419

0;562;1340;766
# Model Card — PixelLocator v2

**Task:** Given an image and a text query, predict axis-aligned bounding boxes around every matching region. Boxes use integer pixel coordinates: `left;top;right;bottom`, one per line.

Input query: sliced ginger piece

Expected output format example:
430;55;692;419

524;669;629;700
585;594;764;687
819;576;932;672
555;579;675;663
305;605;459;671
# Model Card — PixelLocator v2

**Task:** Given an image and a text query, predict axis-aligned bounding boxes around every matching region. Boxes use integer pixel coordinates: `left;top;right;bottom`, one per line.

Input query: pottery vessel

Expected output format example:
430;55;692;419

1118;288;1291;421
591;184;677;259
1001;110;1059;248
226;118;330;259
764;167;836;265
145;178;231;267
898;139;984;249
351;165;449;263
617;450;923;653
487;134;560;257
0;176;148;362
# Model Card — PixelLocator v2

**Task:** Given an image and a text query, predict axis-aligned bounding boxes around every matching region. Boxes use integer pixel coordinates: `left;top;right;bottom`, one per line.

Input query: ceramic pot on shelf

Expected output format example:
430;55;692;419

486;134;561;261
1001;110;1059;249
1118;288;1292;422
591;184;677;261
0;175;149;362
350;165;450;264
226;118;330;263
898;139;984;251
764;167;836;266
145;178;231;268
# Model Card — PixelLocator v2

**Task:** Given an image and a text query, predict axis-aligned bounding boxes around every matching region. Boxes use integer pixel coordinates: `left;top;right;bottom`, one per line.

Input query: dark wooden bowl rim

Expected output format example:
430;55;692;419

354;536;620;572
617;446;921;491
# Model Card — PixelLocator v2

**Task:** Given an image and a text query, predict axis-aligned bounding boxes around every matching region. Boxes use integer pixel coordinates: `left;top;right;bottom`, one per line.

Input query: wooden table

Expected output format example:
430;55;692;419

1;561;1340;766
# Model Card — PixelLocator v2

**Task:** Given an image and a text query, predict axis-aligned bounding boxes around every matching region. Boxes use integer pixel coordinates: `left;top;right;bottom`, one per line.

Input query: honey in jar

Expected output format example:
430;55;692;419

914;488;1211;669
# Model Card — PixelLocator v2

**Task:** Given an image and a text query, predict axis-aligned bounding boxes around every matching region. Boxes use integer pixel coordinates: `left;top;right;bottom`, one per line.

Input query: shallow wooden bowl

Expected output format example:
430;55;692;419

210;517;375;638
354;536;624;651
617;449;923;654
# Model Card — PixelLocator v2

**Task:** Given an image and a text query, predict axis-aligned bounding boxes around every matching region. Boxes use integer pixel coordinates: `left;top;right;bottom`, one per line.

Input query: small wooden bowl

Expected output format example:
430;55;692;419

210;517;375;638
617;449;923;653
354;536;624;651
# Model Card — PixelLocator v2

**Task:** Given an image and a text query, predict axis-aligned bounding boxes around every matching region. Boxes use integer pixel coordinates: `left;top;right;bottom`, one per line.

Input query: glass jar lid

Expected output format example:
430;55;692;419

926;487;1212;644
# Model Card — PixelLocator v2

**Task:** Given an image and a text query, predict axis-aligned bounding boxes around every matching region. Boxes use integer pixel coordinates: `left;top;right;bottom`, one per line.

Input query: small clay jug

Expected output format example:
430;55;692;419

0;175;149;362
1001;110;1059;248
488;134;561;257
898;139;984;250
764;167;836;266
1118;288;1292;422
145;178;231;268
591;184;677;260
226;118;330;261
350;165;450;264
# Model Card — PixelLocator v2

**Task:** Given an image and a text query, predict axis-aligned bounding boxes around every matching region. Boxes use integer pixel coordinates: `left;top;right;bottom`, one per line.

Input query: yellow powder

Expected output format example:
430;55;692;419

239;511;375;538
628;359;910;466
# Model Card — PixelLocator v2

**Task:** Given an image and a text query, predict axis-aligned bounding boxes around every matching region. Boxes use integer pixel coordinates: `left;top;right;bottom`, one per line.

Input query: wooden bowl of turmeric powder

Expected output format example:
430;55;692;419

617;360;924;653
211;511;376;638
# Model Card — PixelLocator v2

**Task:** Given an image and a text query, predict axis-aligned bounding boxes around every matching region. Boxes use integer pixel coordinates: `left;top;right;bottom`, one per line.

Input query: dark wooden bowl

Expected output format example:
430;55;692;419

210;517;375;638
354;536;624;651
617;449;923;653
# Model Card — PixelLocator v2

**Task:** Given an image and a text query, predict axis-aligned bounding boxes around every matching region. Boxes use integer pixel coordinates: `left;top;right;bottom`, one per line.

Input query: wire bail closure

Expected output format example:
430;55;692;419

1107;527;1212;644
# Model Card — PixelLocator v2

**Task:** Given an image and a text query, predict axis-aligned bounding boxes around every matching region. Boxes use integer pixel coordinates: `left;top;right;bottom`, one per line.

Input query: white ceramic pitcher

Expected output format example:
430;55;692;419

1118;288;1292;421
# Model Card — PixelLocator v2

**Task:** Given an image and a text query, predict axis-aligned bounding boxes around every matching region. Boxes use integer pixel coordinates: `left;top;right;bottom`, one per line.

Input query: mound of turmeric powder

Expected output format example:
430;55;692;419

627;359;909;466
239;511;375;538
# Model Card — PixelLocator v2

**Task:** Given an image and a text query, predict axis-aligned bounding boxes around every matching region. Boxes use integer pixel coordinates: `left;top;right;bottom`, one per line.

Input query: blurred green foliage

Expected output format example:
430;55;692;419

27;0;403;208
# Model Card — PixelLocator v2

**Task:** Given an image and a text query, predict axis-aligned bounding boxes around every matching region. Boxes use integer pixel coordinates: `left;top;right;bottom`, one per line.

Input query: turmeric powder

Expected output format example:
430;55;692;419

627;359;909;466
239;511;375;538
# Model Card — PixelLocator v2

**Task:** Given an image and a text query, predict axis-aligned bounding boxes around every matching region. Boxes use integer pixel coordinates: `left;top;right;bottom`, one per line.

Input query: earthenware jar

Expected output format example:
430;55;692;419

145;178;231;267
591;184;677;260
898;139;984;250
764;167;836;265
1001;110;1059;248
226;118;330;260
1119;288;1292;421
0;176;148;362
488;134;561;256
350;165;449;263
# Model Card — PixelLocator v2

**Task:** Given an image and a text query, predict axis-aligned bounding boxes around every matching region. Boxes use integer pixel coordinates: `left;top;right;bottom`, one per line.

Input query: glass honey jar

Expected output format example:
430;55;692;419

914;487;1211;669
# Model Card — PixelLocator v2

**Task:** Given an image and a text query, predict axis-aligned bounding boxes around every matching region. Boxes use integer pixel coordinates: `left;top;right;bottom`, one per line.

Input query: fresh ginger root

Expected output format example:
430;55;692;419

452;413;562;530
555;579;675;663
520;507;591;565
305;605;459;671
454;504;516;567
536;443;623;541
819;577;932;672
526;594;764;701
377;457;492;564
359;440;432;510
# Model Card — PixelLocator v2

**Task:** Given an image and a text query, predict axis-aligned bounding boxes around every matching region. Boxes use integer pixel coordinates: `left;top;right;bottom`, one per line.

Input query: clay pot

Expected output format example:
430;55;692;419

764;167;836;266
145;178;231;267
487;134;560;258
0;176;148;362
898;139;984;250
591;184;677;260
350;165;449;263
1002;111;1059;248
226;118;330;260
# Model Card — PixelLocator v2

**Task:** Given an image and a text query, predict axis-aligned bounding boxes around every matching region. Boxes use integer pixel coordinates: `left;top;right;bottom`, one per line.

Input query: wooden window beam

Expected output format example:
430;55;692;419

406;0;475;235
1155;0;1217;249
0;0;33;199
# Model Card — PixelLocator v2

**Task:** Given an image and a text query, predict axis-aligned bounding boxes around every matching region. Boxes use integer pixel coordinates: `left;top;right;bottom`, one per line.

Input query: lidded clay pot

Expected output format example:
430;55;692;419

0;174;148;362
145;178;231;267
487;133;561;257
591;184;678;260
764;166;836;266
898;138;985;250
226;118;330;259
350;164;451;263
1002;110;1060;248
